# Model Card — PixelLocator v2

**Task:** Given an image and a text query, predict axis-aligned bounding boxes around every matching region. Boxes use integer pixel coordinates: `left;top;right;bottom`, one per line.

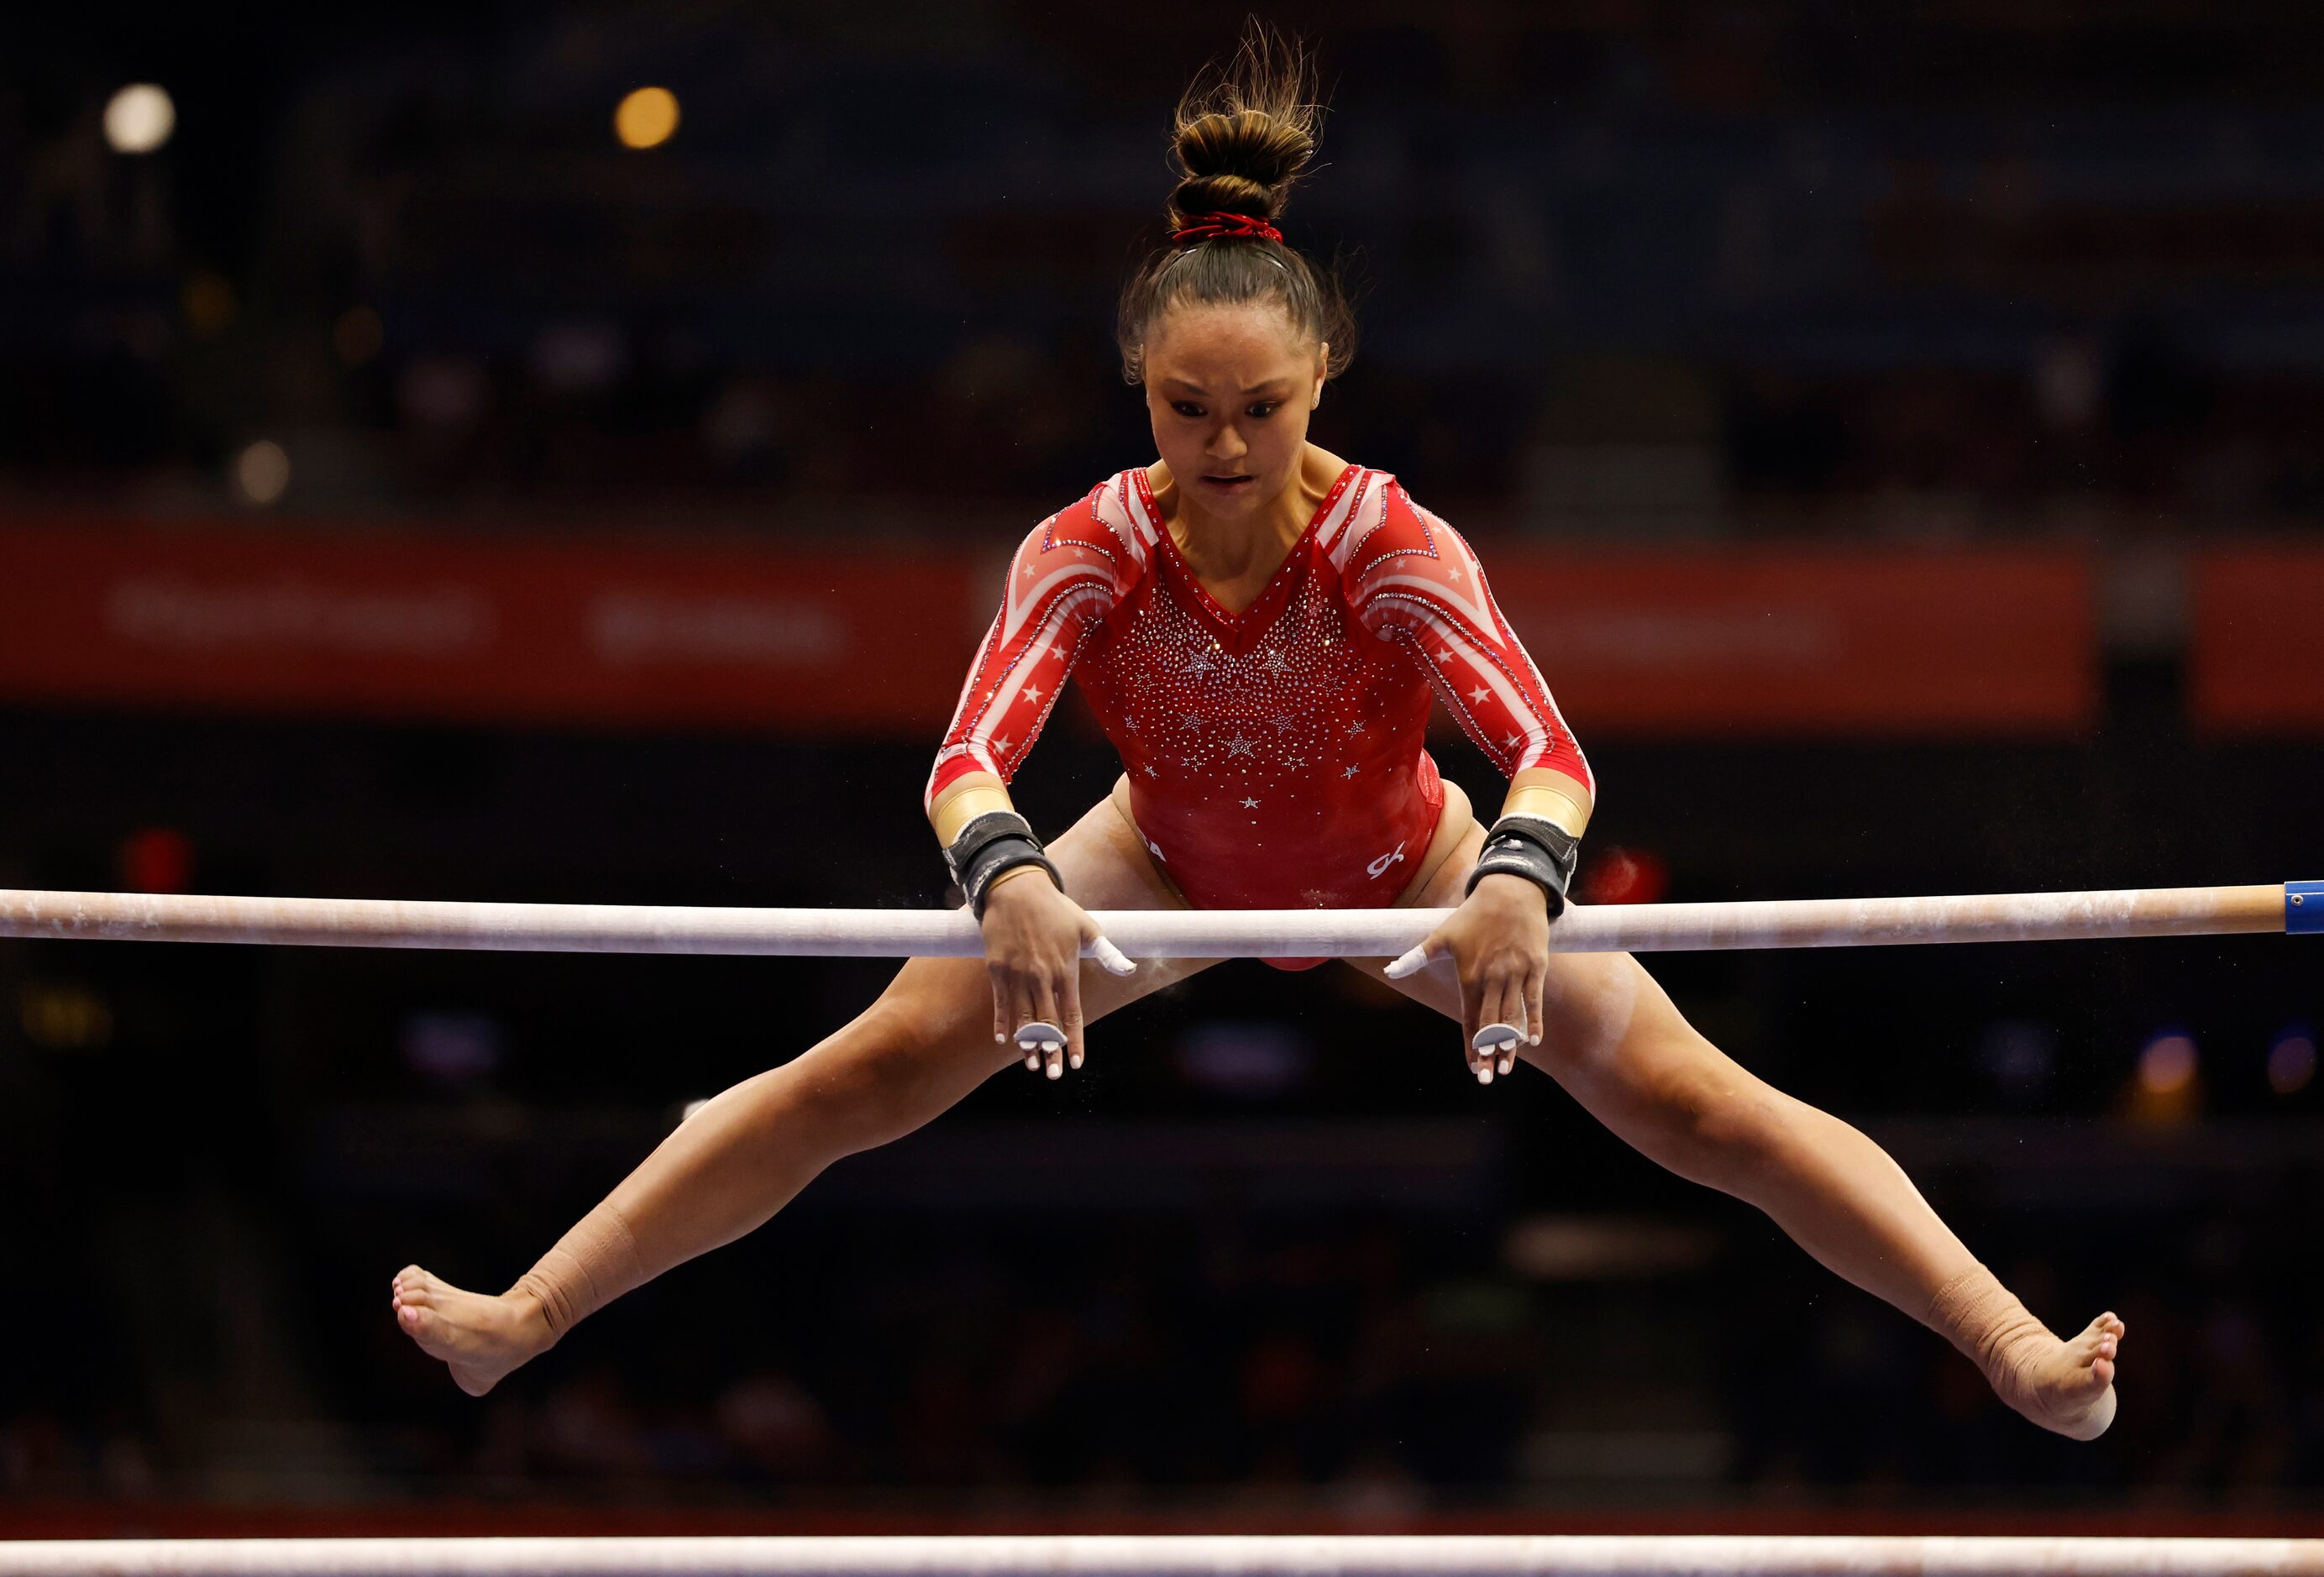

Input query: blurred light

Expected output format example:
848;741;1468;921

181;272;236;339
681;1098;711;1122
233;439;291;506
532;321;626;395
333;306;384;367
614;86;679;149
1579;846;1669;906
1172;1021;1313;1098
103;84;176;154
400;1012;503;1088
2268;1026;2317;1095
19;983;113;1050
1503;1213;1721;1281
703;379;783;459
399;355;490;430
2033;337;2103;431
1976;1018;2057;1103
115;826;193;894
2138;1030;2199;1096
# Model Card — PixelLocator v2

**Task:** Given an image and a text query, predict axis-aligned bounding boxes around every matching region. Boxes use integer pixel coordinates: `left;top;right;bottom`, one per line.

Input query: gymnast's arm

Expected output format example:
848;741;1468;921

1352;485;1595;1066
926;517;1131;1074
1348;485;1595;831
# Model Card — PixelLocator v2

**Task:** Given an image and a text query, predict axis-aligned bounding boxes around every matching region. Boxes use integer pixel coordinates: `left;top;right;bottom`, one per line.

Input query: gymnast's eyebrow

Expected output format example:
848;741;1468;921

1160;376;1295;396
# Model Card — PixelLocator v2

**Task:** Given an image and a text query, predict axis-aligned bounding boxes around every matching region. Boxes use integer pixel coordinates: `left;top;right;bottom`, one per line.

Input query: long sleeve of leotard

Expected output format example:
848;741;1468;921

925;491;1136;812
1345;479;1594;794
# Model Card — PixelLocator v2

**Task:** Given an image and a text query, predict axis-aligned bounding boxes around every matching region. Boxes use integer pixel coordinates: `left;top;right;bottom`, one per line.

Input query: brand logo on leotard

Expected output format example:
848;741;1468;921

1146;838;1167;865
1366;843;1406;879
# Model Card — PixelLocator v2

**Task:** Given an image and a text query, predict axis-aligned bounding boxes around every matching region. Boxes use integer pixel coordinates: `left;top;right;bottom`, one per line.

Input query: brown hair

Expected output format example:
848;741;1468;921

1115;23;1357;385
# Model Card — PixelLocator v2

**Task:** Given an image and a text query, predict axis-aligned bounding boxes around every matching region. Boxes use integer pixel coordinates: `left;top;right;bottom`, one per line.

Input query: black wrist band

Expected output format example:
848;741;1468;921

1464;814;1581;919
944;810;1063;918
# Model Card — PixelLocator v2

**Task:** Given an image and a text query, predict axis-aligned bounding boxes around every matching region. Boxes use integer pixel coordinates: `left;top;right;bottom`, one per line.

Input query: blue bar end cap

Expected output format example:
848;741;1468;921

2292;882;2324;935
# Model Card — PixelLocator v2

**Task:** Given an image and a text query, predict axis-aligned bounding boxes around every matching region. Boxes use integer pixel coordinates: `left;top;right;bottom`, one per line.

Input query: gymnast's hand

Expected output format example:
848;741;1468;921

978;870;1130;1079
1391;872;1550;1085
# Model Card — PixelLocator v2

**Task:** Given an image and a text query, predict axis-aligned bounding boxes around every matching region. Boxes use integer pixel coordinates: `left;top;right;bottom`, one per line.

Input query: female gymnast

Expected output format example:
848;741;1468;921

393;34;2124;1442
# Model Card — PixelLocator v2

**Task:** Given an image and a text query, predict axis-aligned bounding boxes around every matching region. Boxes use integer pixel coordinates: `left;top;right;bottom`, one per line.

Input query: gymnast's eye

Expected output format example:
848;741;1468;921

1171;401;1206;419
1246;401;1281;419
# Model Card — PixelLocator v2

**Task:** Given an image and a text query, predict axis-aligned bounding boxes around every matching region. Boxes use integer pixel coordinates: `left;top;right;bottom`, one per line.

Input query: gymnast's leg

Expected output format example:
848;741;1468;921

391;788;1203;1396
1352;818;2125;1441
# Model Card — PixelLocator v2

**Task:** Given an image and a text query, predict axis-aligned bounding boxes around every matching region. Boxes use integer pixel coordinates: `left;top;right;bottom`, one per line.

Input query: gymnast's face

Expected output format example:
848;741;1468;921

1142;299;1328;524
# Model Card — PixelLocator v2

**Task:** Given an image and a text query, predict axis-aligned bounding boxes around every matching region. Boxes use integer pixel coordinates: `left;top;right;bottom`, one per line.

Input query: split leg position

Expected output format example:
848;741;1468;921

394;789;2122;1438
1369;813;2122;1441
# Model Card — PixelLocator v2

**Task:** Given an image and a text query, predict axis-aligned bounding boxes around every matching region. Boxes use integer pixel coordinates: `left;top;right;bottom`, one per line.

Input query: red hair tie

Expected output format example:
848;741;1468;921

1173;211;1283;247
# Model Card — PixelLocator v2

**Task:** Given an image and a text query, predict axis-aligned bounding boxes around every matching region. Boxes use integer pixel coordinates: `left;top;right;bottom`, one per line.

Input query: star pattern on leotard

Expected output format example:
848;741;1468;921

931;467;1592;914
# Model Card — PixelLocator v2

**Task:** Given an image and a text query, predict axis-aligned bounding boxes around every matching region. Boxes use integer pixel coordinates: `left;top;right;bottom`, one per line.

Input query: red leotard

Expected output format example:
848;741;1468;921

928;464;1592;964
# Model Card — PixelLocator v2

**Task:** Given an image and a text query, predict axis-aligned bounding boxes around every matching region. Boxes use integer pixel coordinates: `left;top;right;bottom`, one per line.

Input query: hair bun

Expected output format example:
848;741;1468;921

1115;23;1358;390
1164;28;1319;230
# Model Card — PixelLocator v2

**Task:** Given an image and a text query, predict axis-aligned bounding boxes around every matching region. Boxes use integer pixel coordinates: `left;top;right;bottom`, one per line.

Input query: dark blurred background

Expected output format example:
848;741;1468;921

3;0;2322;1534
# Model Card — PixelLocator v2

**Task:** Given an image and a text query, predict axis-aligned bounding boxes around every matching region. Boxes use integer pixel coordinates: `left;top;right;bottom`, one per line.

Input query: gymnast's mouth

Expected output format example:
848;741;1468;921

1199;472;1256;489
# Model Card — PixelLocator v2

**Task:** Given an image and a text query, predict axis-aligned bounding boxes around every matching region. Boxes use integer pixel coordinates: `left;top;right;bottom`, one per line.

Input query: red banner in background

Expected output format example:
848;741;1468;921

0;522;984;731
1489;548;2096;736
0;521;2099;737
2190;546;2324;735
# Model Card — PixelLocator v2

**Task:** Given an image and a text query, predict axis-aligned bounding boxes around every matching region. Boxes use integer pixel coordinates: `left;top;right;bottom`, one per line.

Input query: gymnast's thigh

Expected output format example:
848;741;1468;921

1021;781;1221;1022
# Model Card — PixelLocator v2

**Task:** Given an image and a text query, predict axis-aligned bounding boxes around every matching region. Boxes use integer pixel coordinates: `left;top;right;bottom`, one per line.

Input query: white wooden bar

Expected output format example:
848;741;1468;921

0;883;2300;960
2;1534;2321;1577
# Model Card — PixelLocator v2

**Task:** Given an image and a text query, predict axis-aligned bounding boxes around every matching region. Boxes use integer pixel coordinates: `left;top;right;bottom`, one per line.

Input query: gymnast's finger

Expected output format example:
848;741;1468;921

1087;931;1136;977
1384;929;1445;980
1523;967;1546;1065
1058;960;1089;1072
1456;970;1486;1077
1030;972;1068;1080
988;967;1025;1061
1475;970;1523;1084
998;967;1042;1071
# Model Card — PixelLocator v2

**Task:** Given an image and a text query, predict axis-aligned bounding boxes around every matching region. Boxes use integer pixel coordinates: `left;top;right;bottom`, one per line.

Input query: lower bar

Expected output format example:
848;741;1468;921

1;1535;2320;1577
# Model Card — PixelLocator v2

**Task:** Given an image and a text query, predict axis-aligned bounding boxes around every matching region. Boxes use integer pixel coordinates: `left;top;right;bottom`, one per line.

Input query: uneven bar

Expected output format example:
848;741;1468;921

0;882;2299;962
2;1535;2321;1577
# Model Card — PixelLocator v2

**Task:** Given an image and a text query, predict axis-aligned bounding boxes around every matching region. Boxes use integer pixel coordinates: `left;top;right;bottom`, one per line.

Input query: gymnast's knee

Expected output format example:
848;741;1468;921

806;971;995;1114
1641;1037;1793;1186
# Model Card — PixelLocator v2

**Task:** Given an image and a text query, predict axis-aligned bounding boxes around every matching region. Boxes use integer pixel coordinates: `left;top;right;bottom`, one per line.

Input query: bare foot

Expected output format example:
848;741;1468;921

2011;1312;2125;1440
391;1265;553;1397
